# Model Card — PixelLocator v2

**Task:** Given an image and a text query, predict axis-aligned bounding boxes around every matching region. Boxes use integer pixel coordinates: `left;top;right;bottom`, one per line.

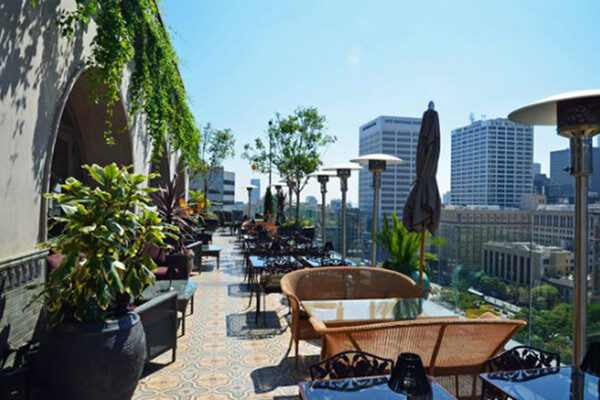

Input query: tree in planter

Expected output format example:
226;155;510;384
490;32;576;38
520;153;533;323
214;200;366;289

275;190;287;225
243;107;336;222
36;163;177;399
263;187;274;221
191;123;236;215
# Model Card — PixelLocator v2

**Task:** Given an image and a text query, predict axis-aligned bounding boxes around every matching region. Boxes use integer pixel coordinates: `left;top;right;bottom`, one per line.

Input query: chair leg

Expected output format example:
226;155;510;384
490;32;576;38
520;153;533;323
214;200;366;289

171;348;176;363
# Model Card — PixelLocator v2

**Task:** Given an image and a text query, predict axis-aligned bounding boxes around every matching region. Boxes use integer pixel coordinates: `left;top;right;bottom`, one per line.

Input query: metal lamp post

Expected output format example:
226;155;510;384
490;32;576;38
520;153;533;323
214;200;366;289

509;89;600;364
309;170;337;244
350;154;406;268
246;184;258;219
323;163;363;261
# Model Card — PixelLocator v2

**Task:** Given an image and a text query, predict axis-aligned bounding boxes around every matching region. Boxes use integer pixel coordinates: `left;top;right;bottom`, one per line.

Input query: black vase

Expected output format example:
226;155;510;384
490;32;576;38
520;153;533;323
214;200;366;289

388;352;431;397
39;312;146;400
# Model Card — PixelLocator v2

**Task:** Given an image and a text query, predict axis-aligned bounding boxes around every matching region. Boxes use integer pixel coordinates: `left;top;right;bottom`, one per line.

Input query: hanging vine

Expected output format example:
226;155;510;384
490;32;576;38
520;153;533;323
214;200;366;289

54;0;200;164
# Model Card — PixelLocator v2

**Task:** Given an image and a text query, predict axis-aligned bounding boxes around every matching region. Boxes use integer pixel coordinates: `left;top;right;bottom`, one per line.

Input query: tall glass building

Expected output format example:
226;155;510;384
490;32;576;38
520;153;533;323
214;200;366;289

358;116;421;223
451;118;533;208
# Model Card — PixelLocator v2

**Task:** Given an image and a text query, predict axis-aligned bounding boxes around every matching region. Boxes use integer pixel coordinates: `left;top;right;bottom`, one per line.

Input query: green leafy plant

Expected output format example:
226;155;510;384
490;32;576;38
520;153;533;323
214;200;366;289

52;0;200;164
190;123;236;214
263;187;274;220
40;164;177;325
279;219;313;228
243;107;336;221
376;213;445;276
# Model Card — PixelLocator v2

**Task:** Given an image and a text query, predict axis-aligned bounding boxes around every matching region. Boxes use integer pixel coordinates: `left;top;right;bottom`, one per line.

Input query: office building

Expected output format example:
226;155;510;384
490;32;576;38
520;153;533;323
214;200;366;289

482;241;573;286
548;147;600;200
358;116;421;222
250;178;261;206
442;191;451;205
189;167;235;208
451;118;533;208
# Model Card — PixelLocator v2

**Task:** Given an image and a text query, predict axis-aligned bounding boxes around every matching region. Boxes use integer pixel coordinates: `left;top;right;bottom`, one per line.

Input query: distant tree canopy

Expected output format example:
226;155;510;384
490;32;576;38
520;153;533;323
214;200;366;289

243;107;336;221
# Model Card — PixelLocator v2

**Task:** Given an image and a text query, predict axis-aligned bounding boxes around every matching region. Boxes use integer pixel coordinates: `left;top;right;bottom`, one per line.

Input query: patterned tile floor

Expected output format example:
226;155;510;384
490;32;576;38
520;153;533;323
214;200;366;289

133;231;319;400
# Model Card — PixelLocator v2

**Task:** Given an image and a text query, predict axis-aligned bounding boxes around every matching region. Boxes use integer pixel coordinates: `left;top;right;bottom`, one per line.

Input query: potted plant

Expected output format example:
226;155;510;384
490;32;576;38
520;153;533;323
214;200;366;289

152;176;196;276
299;219;316;240
376;213;445;296
263;187;274;222
36;164;176;399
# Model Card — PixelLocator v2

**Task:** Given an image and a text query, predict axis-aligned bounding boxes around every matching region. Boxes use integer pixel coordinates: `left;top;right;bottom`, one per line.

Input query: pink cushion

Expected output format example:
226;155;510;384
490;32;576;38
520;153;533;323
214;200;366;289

46;253;65;272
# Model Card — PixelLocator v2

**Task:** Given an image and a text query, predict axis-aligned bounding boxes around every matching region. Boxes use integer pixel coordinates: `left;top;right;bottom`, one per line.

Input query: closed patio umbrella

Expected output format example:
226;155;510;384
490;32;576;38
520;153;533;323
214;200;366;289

403;101;441;285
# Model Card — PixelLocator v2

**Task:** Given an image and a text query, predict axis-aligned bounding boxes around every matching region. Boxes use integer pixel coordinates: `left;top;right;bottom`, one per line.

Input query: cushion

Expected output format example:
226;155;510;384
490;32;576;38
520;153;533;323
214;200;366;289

153;266;188;280
46;253;65;272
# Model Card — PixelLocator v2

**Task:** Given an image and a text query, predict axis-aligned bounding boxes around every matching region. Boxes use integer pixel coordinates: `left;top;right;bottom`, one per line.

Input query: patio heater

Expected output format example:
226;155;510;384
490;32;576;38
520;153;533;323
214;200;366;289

245;184;257;219
308;170;337;244
350;154;406;268
509;89;600;364
323;163;363;261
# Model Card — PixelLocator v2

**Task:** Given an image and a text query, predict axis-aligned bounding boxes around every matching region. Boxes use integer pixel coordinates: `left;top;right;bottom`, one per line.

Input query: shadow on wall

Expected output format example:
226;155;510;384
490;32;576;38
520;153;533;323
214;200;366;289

0;0;87;196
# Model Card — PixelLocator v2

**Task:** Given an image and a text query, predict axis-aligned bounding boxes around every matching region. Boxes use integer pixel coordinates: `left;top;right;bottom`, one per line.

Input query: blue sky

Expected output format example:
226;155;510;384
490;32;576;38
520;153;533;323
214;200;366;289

162;1;600;203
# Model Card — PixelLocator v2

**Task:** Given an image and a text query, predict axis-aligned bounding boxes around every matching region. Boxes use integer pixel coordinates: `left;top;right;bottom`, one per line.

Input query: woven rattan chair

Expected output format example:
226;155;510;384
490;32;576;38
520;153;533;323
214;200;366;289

280;267;426;359
310;315;525;398
309;350;394;381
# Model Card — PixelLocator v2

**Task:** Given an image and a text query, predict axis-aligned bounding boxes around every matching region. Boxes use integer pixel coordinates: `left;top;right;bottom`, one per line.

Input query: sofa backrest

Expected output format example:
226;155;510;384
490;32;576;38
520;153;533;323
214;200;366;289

281;266;425;301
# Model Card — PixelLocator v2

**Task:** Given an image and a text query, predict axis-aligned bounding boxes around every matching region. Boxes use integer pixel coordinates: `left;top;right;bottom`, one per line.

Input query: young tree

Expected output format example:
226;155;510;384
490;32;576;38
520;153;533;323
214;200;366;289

191;123;235;214
243;107;336;221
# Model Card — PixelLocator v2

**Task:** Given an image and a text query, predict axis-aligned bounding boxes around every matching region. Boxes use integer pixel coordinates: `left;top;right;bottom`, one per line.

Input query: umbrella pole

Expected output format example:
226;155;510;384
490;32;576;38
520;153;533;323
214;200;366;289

418;226;426;286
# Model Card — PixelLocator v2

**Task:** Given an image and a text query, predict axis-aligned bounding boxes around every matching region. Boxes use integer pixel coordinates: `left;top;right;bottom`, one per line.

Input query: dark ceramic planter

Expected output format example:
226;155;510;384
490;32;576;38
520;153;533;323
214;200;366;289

39;312;146;400
301;226;316;240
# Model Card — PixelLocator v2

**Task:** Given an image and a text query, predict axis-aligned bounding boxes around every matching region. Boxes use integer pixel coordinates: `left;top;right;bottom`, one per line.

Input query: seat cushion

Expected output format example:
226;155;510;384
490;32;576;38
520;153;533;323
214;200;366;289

153;266;188;280
46;253;65;272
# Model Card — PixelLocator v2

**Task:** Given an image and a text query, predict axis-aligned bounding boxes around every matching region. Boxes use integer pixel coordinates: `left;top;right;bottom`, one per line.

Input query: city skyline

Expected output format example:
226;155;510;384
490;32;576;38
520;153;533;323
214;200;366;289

162;1;600;203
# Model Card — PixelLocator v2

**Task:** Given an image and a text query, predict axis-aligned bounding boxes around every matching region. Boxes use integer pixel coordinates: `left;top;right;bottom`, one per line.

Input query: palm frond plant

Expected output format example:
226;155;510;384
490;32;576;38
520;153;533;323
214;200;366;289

376;213;445;277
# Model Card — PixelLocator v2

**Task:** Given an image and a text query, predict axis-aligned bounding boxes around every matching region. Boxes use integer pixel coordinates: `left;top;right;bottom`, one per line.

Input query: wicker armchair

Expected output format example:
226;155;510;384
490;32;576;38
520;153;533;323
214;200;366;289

280;267;426;358
310;315;525;397
136;291;178;364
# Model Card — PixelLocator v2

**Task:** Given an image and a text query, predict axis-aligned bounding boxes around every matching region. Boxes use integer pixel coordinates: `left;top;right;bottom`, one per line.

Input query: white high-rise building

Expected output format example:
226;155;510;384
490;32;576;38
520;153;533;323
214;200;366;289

451;118;533;208
358;116;421;222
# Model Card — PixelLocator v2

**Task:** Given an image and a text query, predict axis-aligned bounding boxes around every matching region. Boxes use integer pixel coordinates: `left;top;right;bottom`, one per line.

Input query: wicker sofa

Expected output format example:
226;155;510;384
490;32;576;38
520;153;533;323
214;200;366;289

280;267;426;358
310;315;525;396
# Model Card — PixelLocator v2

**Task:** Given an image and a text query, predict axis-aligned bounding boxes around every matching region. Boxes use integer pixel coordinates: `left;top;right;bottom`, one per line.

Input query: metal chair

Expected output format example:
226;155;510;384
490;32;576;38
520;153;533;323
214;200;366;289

486;345;560;372
309;350;394;381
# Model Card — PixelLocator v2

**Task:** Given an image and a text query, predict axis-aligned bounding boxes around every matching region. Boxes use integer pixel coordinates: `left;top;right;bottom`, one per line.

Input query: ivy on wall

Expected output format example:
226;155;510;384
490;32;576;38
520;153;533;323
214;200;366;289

53;0;200;164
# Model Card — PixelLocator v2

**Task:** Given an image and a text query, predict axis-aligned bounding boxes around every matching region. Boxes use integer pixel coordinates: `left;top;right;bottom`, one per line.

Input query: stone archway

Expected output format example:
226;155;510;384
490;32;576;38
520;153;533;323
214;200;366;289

44;69;134;238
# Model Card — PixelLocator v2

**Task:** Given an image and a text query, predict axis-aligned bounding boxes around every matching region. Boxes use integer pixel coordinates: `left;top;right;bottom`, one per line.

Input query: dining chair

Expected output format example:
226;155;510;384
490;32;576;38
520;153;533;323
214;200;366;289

581;341;600;376
309;350;394;381
486;345;560;372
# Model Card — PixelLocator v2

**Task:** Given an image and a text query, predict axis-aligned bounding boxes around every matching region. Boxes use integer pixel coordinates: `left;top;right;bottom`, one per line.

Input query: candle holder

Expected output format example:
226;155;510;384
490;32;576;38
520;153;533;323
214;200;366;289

388;352;431;396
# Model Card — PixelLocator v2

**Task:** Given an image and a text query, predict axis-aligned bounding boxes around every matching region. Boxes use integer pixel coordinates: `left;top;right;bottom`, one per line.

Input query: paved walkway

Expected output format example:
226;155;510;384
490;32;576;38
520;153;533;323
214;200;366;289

134;231;319;399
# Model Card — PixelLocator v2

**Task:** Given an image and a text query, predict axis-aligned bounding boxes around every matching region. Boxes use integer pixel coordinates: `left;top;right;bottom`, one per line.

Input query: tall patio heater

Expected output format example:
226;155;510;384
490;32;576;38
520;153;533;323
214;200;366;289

285;179;295;221
323;163;363;261
350;154;406;268
245;184;257;219
309;170;337;244
508;89;600;364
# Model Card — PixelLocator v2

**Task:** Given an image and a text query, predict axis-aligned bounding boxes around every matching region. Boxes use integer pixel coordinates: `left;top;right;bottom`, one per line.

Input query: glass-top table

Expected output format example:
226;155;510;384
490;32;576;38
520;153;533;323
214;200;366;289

141;279;198;335
480;366;599;399
299;375;456;399
302;297;455;323
299;252;360;267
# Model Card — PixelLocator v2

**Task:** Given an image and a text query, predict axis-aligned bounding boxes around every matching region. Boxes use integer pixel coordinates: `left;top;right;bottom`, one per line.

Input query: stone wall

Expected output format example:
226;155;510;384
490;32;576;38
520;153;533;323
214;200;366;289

0;249;47;350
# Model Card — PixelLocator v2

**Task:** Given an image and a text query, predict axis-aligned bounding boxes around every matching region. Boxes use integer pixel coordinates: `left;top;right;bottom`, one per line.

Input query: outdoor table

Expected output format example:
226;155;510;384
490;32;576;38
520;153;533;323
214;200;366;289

299;375;456;399
480;365;599;400
200;244;221;269
301;298;423;323
298;251;359;267
142;279;199;335
248;255;302;323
